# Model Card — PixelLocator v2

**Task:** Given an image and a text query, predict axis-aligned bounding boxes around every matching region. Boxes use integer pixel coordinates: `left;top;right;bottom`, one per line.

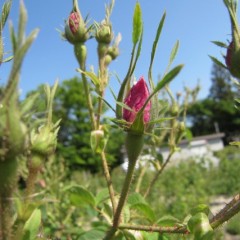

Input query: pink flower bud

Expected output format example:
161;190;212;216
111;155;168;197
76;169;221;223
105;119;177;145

123;77;151;124
69;11;80;34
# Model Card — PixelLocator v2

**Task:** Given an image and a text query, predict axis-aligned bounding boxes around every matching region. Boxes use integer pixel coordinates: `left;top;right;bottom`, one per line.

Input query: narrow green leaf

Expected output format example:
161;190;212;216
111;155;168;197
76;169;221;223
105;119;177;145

130;28;143;77
95;93;115;113
18;0;27;47
109;86;117;100
0;0;12;31
77;69;100;87
22;209;41;240
153;64;184;95
167;40;179;69
148;117;174;124
2;55;13;63
132;2;142;45
211;40;227;48
5;29;39;99
116;101;134;112
209;55;227;69
20;92;39;116
149;12;166;70
9;21;17;53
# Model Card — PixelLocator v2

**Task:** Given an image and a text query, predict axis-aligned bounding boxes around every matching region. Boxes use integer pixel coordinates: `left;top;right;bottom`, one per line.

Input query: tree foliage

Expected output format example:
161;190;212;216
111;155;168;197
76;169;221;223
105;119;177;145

187;63;240;140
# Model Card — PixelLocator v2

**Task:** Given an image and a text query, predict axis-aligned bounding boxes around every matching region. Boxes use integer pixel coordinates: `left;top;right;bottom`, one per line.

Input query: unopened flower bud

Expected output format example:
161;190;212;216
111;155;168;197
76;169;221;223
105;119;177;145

108;46;119;60
96;23;113;44
90;129;106;153
65;9;89;44
123;77;151;124
170;103;179;117
30;124;59;157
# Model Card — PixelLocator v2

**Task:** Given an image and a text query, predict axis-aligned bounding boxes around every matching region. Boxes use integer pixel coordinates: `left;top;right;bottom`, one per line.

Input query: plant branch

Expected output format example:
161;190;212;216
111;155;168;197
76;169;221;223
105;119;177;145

101;151;117;214
119;224;189;234
210;193;240;229
144;150;174;198
103;158;138;240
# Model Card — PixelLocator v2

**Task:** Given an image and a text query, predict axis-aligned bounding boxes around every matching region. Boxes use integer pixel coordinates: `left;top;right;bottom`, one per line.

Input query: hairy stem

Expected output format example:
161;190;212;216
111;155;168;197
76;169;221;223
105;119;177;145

210;193;240;229
119;224;188;234
103;158;138;240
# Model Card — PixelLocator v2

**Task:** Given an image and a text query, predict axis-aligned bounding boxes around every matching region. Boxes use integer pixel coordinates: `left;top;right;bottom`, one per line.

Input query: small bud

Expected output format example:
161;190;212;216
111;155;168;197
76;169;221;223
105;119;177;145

90;129;107;154
170;103;179;117
64;7;89;44
107;46;119;60
96;22;113;44
123;77;151;124
30;124;59;158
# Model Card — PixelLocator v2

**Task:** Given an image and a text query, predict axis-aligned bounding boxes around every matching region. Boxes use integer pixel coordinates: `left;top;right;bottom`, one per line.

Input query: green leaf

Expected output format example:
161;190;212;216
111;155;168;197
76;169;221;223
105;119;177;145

130;203;156;223
166;40;179;71
153;64;183;94
2;55;13;63
157;215;180;227
5;28;39;99
132;2;142;45
187;213;213;240
148;117;174;124
128;192;146;205
185;128;193;141
95;188;110;205
22;209;41;240
77;69;100;87
0;0;12;31
209;55;227;69
116;101;135;112
20;92;39;116
211;40;227;48
190;204;210;216
122;230;137;240
149;12;166;71
78;229;106;240
142;232;160;240
64;185;96;207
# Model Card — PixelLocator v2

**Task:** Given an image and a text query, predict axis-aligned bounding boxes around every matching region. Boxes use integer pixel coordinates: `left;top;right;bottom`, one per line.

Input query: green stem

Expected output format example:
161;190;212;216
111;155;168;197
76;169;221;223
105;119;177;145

103;159;137;240
103;133;144;240
144;150;174;198
74;43;97;130
135;164;147;193
101;152;117;215
0;191;13;240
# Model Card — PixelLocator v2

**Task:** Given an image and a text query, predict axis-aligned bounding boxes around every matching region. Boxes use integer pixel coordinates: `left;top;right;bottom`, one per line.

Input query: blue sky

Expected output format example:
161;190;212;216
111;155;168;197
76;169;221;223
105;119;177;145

1;0;235;105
